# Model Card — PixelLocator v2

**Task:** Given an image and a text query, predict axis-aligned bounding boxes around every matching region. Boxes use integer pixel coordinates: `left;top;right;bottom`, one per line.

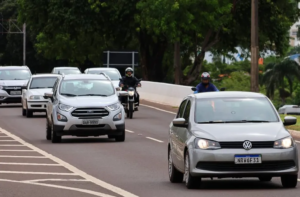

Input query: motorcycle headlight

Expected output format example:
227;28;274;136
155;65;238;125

128;91;134;96
29;95;41;100
58;103;73;112
107;102;120;111
274;137;293;149
194;138;221;150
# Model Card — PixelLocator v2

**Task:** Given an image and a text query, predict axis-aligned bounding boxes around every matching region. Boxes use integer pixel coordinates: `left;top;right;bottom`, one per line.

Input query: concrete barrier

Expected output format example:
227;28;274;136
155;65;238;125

137;81;193;107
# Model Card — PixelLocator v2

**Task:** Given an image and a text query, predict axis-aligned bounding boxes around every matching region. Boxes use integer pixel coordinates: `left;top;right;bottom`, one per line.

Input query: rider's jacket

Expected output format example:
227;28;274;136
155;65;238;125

194;82;219;93
119;76;140;90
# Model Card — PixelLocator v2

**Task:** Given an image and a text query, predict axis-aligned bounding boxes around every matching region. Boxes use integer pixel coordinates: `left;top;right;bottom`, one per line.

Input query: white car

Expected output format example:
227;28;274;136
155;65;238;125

278;105;300;115
84;68;121;88
21;74;61;117
51;67;81;75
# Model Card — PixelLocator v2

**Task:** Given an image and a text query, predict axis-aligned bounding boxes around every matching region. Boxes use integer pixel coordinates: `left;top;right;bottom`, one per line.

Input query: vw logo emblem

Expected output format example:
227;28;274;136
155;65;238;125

243;141;252;150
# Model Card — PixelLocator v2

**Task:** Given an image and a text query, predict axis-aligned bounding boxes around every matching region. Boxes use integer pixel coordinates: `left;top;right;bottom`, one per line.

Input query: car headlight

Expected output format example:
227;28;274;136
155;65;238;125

194;138;221;150
107;102;120;111
29;95;41;100
57;112;67;122
58;103;73;112
128;91;134;96
113;112;122;121
274;137;293;149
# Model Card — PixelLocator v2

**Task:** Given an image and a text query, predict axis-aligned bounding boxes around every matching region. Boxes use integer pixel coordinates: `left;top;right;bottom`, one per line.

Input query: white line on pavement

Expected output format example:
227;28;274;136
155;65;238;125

0;150;35;152
0;127;139;197
298;179;300;181
140;104;176;115
0;171;77;175
0;155;46;158
0;145;25;146
125;130;134;133
296;140;300;143
23;179;88;183
0;162;61;166
146;137;164;143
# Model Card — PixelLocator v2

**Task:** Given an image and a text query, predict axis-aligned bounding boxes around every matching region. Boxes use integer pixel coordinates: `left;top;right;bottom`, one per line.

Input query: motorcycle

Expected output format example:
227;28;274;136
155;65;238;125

118;78;142;119
191;87;225;93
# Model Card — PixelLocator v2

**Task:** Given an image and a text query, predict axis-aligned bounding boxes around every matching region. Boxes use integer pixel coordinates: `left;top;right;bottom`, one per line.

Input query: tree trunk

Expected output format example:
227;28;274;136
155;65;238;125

174;42;181;84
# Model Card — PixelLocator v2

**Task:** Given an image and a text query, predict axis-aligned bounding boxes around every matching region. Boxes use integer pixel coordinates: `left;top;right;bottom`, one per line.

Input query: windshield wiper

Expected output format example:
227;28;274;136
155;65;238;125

239;120;270;123
78;94;108;96
197;120;270;124
197;121;227;124
14;78;25;80
30;87;47;89
61;93;77;97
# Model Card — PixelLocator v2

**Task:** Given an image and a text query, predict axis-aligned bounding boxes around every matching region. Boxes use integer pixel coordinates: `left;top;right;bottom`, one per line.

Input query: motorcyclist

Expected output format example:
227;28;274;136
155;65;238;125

119;67;141;110
194;72;219;93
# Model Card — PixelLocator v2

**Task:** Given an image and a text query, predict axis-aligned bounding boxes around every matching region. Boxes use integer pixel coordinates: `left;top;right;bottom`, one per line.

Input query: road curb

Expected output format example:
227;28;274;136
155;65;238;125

289;130;300;141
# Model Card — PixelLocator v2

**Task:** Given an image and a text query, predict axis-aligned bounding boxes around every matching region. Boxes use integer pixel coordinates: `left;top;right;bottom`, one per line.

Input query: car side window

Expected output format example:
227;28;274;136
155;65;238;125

52;79;59;97
177;100;187;118
183;100;191;122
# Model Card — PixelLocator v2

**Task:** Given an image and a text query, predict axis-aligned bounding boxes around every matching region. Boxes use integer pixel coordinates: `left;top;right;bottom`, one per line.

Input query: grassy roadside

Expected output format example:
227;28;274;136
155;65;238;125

280;114;300;131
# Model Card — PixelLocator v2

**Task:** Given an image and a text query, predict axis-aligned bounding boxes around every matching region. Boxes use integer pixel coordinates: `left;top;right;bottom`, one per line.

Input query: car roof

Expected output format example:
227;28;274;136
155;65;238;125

63;74;109;80
54;67;79;70
32;74;61;78
87;67;119;71
0;66;30;70
190;91;266;99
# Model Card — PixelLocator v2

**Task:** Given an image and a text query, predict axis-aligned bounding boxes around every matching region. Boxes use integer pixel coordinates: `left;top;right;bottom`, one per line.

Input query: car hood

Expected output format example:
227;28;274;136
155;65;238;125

59;95;119;108
0;80;28;86
28;89;53;96
192;123;290;141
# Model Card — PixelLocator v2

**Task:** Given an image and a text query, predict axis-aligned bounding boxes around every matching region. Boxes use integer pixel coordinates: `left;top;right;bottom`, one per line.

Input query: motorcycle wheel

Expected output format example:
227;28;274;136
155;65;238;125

129;102;133;119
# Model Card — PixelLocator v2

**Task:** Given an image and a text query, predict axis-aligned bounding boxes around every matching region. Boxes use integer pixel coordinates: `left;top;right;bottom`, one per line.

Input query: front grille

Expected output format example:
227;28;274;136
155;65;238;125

196;161;296;171
71;108;109;118
219;141;274;149
3;86;22;95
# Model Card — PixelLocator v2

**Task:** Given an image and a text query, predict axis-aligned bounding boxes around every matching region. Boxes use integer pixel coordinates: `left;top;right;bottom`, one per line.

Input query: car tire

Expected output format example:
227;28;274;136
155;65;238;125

46;118;51;140
22;105;26;116
51;119;62;143
184;152;201;189
168;148;183;183
115;129;125;142
281;174;298;188
259;176;272;182
25;102;33;118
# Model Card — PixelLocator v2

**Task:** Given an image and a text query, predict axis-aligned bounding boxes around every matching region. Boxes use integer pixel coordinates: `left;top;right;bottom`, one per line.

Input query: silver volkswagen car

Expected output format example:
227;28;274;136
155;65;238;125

168;91;298;189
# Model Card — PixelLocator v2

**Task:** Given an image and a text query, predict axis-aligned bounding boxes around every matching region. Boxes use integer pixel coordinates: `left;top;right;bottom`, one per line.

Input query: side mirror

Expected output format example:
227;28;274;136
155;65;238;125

44;92;53;99
220;87;226;91
283;116;297;126
116;87;121;91
173;118;188;128
191;87;197;91
118;91;128;97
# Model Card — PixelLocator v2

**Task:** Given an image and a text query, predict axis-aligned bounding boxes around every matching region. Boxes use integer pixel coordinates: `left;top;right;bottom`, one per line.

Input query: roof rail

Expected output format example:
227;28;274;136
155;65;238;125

98;72;111;80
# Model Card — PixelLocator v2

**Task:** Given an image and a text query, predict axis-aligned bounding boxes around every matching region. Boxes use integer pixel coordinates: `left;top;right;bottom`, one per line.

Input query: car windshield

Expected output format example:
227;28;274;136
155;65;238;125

87;70;121;80
59;79;114;96
55;69;81;75
195;97;279;123
0;69;31;80
30;77;58;89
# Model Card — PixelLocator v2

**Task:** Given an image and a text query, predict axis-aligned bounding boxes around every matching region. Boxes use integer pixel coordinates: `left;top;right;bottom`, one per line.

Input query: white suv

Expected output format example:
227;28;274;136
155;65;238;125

51;67;81;75
21;74;61;117
44;74;125;143
84;68;121;88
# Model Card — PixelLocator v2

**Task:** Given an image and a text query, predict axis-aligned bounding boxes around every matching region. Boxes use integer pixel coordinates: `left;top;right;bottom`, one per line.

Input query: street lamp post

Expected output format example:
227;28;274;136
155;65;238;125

250;0;259;92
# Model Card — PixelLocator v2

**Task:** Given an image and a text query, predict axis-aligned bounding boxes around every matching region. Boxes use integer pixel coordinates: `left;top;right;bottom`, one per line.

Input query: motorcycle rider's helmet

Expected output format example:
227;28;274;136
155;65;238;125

125;67;133;77
201;72;210;85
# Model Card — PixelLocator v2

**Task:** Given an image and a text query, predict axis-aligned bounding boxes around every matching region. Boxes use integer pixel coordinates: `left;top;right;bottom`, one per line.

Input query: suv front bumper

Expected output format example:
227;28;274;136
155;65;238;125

0;90;21;103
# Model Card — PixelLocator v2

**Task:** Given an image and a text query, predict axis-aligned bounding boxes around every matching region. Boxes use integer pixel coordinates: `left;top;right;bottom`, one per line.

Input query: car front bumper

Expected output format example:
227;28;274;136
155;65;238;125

0;90;21;103
189;147;299;177
27;101;49;112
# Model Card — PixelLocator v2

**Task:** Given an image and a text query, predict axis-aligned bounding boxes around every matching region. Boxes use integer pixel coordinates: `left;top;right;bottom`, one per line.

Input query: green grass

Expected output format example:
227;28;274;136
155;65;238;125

280;114;300;131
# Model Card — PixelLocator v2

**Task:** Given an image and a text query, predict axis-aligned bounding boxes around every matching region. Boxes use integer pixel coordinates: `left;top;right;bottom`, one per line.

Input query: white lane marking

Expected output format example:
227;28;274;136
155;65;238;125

0;145;25;146
296;140;300;143
298;179;300;181
0;155;46;158
140;104;176;114
146;137;164;143
0;127;139;197
0;179;115;197
23;179;88;183
0;150;35;152
125;130;134;133
0;162;61;166
0;171;77;175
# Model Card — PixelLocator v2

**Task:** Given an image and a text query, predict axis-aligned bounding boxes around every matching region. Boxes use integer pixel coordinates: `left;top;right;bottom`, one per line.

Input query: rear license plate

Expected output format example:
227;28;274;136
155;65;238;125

10;91;21;95
82;119;99;125
234;155;262;164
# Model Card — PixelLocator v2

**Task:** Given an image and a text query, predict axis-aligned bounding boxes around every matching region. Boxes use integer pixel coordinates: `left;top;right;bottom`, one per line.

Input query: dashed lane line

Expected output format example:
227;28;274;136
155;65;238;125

140;104;176;115
125;130;134;133
0;127;139;197
0;162;61;166
146;137;164;143
0;155;46;158
0;171;77;175
23;179;89;183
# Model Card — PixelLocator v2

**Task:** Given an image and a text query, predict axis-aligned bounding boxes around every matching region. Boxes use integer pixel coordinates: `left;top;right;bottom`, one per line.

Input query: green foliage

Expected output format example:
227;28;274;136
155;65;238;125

220;71;251;91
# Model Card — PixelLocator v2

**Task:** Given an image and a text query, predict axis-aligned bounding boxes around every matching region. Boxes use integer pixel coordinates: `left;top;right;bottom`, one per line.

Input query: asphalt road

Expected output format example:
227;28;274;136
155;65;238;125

0;102;299;197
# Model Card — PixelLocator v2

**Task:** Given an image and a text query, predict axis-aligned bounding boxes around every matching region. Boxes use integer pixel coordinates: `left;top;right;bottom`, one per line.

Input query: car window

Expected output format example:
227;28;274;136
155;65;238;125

87;70;121;80
183;100;191;122
59;79;114;96
0;69;31;80
54;69;81;74
195;97;279;123
177;100;187;118
30;77;58;89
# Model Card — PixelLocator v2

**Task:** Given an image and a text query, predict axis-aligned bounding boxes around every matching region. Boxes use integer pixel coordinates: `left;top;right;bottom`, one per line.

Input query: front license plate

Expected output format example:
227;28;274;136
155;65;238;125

10;91;21;95
234;155;262;164
82;119;99;125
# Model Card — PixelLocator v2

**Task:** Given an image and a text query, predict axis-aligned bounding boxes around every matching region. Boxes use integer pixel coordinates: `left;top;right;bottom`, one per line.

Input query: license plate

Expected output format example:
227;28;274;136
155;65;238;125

82;119;99;125
234;155;262;164
10;91;21;95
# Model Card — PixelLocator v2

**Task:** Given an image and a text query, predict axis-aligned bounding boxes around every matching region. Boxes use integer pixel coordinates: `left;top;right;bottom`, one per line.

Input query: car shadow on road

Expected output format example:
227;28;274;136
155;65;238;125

57;137;119;144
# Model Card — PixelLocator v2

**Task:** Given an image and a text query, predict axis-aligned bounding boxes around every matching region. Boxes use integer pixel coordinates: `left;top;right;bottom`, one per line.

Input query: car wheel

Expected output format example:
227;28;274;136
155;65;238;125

22;103;26;116
184;152;201;189
115;129;125;142
25;103;33;118
281;174;298;188
51;119;61;143
168;148;183;183
46;118;51;140
107;135;115;139
259;176;272;182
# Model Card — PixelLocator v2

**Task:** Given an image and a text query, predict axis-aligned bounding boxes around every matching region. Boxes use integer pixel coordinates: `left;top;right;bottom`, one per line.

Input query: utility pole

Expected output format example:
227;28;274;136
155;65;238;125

250;0;259;92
